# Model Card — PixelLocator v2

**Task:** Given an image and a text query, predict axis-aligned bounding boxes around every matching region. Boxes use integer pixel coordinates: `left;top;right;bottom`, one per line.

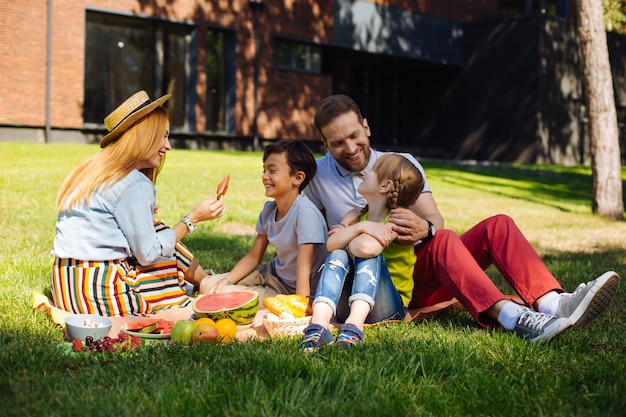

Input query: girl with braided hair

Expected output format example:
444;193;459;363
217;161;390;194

299;154;424;350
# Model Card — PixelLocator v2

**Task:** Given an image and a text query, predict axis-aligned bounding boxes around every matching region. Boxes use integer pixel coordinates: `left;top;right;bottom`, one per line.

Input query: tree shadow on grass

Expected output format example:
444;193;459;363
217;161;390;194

424;161;602;213
180;231;276;274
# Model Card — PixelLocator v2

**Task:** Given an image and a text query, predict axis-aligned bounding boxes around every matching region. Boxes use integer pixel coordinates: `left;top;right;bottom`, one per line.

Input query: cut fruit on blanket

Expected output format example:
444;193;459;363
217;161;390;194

124;319;175;334
216;174;230;199
123;319;160;331
192;291;259;326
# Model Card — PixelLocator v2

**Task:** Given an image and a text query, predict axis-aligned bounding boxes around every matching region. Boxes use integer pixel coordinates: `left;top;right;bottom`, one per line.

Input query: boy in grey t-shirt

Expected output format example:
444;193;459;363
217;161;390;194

200;140;328;303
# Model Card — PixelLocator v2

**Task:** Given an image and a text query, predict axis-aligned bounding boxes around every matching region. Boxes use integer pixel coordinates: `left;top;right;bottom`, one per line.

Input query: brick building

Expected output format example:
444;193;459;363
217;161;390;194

1;0;624;163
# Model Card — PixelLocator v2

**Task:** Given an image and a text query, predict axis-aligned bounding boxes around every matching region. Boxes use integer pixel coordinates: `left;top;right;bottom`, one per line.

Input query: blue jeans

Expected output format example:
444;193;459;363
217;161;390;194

313;249;406;324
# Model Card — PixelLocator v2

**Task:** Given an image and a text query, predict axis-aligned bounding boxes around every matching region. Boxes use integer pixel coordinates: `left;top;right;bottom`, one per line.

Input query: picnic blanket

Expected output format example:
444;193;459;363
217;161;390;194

32;289;463;341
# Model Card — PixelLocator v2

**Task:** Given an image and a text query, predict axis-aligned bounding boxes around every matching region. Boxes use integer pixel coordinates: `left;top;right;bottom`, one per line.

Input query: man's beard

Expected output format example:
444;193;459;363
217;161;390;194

337;146;371;173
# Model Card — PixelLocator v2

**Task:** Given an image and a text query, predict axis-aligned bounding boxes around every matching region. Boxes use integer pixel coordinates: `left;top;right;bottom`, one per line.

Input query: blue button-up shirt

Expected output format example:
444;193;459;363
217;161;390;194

52;169;176;265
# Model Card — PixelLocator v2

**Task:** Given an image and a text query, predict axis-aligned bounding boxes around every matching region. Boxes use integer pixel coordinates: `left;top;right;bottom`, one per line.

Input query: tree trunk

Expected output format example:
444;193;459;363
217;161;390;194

576;0;624;220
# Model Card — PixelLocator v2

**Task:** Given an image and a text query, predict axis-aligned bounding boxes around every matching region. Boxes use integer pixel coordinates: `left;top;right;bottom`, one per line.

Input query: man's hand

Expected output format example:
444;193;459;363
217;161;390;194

388;207;428;244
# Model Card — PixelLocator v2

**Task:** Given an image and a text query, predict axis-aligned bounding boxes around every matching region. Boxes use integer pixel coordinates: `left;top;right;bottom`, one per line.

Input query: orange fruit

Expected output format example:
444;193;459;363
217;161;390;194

194;317;216;329
214;318;237;343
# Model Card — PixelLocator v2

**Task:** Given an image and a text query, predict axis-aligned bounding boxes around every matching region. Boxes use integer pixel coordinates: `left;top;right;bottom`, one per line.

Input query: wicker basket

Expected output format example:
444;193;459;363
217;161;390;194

263;314;311;336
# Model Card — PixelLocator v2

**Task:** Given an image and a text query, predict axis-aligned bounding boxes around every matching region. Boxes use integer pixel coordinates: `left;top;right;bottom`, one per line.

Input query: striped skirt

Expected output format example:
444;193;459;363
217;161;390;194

51;225;194;316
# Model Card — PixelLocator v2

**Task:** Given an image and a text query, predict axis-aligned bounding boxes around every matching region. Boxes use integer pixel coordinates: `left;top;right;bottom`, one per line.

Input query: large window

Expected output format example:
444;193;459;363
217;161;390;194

273;37;321;73
206;29;235;133
84;11;194;130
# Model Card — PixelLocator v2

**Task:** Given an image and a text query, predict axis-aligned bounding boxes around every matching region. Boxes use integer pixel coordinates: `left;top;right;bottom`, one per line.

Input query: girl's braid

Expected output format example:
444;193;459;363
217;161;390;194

387;178;400;210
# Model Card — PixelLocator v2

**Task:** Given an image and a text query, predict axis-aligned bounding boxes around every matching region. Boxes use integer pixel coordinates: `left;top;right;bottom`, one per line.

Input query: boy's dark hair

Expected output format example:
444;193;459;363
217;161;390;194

313;94;364;143
263;140;317;192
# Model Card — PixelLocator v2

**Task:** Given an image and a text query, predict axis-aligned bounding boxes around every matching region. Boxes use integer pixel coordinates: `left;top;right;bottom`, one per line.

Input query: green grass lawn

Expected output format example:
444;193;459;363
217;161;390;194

0;142;625;417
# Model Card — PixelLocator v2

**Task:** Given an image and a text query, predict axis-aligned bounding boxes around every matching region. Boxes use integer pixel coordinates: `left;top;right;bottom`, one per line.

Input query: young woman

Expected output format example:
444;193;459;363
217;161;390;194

299;154;424;350
51;90;224;316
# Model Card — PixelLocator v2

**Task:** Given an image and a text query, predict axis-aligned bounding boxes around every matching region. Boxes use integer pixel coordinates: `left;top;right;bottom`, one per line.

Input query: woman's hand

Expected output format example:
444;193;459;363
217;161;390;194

187;195;226;224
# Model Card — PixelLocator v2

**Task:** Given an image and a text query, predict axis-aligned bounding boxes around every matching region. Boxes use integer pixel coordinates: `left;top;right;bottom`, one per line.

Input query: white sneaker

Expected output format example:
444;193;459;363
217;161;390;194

512;306;572;344
555;271;620;328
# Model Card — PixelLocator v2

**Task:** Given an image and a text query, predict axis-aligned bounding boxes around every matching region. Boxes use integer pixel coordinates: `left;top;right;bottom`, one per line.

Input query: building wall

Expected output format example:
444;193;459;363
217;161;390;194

1;1;56;128
251;0;334;140
3;1;615;165
538;18;584;164
365;0;500;21
0;0;504;143
414;15;625;164
0;0;335;143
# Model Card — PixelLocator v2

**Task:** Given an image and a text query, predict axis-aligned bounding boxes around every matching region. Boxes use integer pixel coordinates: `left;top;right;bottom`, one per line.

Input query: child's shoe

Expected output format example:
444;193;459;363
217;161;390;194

336;323;363;347
299;324;334;352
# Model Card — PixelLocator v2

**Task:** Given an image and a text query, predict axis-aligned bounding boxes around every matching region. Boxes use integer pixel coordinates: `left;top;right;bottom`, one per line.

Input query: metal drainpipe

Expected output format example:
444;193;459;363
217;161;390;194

249;0;265;151
45;0;52;143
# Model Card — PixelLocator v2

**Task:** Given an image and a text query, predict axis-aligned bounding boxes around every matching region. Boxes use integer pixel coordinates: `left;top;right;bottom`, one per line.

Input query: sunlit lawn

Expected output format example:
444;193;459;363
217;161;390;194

1;142;625;417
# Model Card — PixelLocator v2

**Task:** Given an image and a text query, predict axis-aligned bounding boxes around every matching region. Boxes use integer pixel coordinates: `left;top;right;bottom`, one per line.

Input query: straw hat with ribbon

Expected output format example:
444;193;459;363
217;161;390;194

100;90;171;148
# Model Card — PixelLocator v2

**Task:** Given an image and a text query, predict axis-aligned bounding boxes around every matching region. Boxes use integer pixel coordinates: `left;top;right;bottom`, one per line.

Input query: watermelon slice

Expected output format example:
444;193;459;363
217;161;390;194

192;291;259;326
124;319;161;331
216;174;230;199
125;319;174;334
154;320;174;334
139;323;159;334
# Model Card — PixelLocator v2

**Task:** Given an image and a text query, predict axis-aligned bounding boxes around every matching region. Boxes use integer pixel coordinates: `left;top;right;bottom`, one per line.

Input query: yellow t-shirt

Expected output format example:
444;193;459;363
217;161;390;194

382;241;416;307
359;212;416;307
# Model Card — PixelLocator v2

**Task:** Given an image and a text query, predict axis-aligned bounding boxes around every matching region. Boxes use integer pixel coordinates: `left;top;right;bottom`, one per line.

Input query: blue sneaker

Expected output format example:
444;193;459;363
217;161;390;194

299;324;334;352
336;323;364;347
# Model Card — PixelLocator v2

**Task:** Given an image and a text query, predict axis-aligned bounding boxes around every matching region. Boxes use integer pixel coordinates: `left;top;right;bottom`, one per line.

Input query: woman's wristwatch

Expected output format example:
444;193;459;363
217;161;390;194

181;214;197;234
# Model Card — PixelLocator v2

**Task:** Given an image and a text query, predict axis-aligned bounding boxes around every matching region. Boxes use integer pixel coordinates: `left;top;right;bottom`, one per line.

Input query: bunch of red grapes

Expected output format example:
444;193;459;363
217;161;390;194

71;333;143;353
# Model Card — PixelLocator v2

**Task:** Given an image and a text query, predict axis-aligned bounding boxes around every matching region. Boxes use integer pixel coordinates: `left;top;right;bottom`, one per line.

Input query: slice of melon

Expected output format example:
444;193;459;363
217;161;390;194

192;291;259;326
216;174;230;199
124;319;161;332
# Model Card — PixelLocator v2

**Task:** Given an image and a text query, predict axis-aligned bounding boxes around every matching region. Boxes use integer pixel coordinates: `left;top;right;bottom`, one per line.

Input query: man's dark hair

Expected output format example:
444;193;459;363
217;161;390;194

313;94;364;142
263;140;317;192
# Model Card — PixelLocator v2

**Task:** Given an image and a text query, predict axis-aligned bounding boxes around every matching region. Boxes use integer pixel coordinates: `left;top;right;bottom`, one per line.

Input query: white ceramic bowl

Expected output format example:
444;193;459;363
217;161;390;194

65;314;112;341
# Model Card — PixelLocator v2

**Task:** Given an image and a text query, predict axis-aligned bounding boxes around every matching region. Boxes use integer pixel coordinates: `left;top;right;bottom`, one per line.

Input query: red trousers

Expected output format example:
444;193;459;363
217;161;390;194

409;214;563;326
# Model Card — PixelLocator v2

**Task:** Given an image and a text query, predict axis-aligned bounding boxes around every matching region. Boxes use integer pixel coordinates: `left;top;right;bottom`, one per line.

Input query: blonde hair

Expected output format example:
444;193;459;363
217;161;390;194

374;154;424;210
353;154;424;223
56;107;169;211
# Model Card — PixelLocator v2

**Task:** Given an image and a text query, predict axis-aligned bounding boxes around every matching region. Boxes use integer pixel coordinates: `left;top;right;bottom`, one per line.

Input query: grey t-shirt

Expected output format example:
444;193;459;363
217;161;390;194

256;194;329;290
